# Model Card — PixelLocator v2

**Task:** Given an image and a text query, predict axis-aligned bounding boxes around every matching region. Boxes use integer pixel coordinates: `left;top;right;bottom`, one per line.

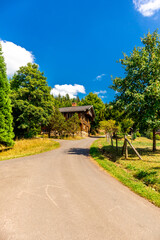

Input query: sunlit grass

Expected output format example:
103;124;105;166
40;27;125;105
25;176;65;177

90;137;160;207
0;138;60;161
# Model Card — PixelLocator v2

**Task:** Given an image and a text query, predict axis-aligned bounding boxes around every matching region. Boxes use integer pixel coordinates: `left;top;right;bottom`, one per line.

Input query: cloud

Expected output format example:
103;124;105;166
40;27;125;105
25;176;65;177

133;0;160;16
1;40;34;76
94;90;107;95
50;84;86;98
96;74;105;81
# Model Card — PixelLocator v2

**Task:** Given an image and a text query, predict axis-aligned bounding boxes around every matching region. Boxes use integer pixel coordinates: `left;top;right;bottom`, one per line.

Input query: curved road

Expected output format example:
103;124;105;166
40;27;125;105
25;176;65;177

0;137;159;240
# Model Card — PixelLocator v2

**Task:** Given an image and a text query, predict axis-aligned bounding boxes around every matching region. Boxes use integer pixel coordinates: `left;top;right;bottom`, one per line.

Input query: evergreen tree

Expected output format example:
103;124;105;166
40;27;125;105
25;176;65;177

47;108;66;137
0;44;14;146
66;113;80;137
79;92;105;132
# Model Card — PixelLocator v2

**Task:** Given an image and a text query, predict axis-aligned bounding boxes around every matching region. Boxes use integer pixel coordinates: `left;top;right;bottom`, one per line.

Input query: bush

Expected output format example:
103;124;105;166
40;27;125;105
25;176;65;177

132;133;137;140
146;130;160;140
136;131;141;137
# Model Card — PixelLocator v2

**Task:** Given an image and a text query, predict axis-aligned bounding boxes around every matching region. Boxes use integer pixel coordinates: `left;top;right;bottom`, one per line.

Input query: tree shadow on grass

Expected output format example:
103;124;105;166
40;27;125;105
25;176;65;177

93;144;160;163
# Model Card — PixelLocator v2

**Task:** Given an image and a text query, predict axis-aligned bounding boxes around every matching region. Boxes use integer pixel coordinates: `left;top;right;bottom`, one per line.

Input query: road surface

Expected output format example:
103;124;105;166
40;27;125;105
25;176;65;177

0;137;159;240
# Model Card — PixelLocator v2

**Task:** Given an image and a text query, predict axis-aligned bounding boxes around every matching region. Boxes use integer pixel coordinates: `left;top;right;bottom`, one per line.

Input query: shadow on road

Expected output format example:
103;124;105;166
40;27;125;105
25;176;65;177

68;148;89;156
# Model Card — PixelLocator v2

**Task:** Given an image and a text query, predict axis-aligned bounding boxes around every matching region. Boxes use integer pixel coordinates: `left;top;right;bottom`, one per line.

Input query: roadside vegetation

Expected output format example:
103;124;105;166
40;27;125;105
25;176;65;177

0;138;60;161
90;137;160;207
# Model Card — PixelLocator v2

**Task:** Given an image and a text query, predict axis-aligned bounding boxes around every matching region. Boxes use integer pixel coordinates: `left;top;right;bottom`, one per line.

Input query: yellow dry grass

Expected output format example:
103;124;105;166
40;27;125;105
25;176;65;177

0;138;60;161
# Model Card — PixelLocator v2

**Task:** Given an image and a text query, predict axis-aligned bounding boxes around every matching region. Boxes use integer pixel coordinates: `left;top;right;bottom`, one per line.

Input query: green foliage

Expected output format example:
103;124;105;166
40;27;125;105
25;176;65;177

105;102;124;123
0;44;14;146
54;94;80;108
134;170;158;186
132;133;137;140
136;131;141;137
111;30;160;150
100;120;119;136
120;118;134;135
10;63;54;138
146;130;160;140
79;92;105;131
47;108;66;137
66;113;80;137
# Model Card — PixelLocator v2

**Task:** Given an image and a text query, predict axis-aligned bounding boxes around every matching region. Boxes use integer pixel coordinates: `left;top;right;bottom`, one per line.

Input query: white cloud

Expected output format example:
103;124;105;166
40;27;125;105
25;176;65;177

94;90;107;95
1;40;34;76
50;84;86;98
133;0;160;17
96;74;105;81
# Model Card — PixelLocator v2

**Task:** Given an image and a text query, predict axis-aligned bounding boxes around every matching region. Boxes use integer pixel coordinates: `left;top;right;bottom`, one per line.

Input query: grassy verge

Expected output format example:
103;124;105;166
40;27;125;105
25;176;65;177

39;134;84;140
90;137;160;207
0;138;60;161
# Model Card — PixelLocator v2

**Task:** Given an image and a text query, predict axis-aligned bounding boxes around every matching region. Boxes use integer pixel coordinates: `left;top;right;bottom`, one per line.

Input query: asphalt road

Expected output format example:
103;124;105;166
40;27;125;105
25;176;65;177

0;137;159;240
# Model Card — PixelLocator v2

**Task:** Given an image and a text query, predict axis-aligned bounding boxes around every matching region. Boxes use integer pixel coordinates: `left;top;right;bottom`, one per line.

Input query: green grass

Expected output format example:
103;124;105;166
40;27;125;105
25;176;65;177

0;138;60;161
90;137;160;207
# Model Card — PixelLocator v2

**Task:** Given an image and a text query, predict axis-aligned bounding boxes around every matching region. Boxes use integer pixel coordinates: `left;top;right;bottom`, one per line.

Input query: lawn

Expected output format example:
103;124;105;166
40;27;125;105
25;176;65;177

0;138;60;161
90;137;160;207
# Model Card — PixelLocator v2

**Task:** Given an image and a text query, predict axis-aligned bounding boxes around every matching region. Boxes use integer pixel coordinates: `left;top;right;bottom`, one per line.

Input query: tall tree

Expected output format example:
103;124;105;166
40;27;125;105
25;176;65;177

10;63;54;138
79;92;105;132
0;44;14;146
66;113;80;137
111;31;160;151
47;108;66;137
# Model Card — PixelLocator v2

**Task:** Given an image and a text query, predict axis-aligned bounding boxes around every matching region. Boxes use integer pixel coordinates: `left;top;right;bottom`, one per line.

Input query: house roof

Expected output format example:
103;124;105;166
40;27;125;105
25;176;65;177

59;105;95;119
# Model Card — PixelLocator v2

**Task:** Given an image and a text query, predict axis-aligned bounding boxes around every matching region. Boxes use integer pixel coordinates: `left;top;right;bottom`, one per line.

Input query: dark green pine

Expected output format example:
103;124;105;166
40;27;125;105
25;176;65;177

0;43;14;146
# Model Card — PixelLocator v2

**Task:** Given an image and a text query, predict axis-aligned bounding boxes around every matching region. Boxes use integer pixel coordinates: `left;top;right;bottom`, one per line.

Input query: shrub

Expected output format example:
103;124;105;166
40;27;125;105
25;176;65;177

136;131;141;137
132;133;137;140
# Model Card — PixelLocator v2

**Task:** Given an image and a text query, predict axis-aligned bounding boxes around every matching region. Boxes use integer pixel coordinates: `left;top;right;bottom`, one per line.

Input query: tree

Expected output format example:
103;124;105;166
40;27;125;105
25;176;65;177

0;44;14;146
47;108;66;137
100;120;119;146
10;63;54;138
111;31;160;151
79;92;105;132
66;113;80;137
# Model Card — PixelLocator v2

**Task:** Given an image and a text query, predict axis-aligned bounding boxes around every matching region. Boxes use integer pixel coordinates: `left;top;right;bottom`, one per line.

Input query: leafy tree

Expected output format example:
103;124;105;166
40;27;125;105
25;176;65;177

47;108;66;137
120;118;134;135
111;31;160;151
100;120;119;145
79;92;105;132
66;113;80;137
105;101;124;122
10;63;54;138
0;44;14;146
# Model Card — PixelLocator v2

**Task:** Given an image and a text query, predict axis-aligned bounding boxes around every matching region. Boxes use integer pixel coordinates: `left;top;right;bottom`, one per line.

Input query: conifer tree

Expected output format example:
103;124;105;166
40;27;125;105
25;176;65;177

0;44;14;146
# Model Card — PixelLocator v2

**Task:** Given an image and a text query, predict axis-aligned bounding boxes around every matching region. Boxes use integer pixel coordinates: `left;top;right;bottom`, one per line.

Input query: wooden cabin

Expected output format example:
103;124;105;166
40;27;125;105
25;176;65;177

59;104;95;136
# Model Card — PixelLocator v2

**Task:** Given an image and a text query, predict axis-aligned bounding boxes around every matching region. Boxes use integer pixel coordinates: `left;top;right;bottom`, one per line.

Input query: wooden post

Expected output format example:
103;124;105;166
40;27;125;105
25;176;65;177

122;139;125;155
116;135;118;153
125;139;128;159
153;129;156;152
125;137;142;160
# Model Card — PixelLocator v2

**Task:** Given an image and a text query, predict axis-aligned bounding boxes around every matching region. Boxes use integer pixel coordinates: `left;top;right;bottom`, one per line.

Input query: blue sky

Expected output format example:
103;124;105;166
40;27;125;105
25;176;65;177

1;0;160;103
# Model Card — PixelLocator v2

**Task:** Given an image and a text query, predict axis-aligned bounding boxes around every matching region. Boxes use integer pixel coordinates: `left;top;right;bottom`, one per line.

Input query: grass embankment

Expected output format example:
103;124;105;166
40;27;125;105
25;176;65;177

90;137;160;207
0;138;60;161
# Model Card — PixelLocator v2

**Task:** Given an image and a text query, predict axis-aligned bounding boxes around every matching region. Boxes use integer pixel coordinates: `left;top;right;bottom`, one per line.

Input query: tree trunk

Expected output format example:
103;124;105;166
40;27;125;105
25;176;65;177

153;129;156;152
111;135;113;146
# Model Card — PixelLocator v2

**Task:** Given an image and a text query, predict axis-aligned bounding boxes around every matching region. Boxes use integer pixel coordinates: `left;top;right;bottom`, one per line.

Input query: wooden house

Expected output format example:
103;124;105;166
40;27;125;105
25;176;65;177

59;104;95;136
